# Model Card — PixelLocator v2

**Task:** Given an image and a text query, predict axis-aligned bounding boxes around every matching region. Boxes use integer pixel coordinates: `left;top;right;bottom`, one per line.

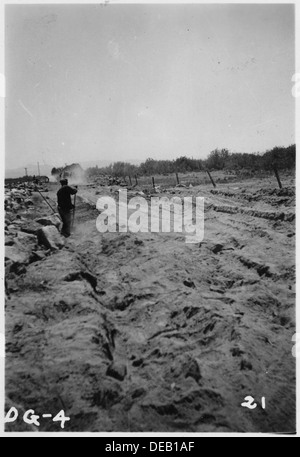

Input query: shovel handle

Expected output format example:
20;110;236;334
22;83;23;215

72;193;77;227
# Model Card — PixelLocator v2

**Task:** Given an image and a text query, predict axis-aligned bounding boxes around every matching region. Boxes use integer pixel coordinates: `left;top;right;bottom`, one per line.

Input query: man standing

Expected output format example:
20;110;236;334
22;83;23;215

57;178;78;237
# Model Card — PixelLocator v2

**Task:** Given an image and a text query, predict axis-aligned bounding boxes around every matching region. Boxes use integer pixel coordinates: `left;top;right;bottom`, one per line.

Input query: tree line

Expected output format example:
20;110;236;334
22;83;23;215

85;144;295;178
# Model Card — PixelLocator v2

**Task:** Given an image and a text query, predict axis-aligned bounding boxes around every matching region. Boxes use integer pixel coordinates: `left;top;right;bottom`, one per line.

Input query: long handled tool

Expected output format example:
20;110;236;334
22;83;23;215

36;188;57;214
72;193;77;228
35;188;63;221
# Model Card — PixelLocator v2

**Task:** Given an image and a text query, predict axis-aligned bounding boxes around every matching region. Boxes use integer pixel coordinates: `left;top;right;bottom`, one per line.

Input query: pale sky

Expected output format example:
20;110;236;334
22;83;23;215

5;3;295;170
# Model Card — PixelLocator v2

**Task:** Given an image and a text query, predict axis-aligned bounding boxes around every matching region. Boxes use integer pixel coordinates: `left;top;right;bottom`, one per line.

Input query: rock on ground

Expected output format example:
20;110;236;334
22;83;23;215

37;226;65;251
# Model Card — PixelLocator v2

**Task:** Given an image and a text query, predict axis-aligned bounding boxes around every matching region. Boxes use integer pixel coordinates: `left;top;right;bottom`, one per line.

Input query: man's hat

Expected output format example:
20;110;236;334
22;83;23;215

60;178;68;186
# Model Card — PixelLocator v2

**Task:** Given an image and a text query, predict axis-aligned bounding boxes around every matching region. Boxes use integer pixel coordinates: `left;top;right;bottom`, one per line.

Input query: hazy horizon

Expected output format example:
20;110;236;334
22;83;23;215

5;3;295;170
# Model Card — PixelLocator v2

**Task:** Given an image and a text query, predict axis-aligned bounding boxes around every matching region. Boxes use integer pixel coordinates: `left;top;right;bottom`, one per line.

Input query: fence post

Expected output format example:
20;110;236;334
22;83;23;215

129;175;132;186
206;170;216;188
273;163;282;189
175;172;179;185
152;176;155;188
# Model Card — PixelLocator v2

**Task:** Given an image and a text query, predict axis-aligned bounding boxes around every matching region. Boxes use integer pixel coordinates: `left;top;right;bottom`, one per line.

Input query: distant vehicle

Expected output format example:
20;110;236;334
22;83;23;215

35;175;50;184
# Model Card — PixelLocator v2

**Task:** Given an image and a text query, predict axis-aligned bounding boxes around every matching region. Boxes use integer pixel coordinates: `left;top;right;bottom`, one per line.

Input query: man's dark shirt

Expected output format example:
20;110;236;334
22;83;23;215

57;185;77;211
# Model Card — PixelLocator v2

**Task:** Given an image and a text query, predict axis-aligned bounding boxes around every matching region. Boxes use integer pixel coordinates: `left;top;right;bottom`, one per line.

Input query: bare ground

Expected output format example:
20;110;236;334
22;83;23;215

5;175;296;433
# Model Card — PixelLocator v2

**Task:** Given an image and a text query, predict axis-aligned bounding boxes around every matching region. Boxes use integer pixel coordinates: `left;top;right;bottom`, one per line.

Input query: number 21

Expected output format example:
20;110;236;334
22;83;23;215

241;396;266;410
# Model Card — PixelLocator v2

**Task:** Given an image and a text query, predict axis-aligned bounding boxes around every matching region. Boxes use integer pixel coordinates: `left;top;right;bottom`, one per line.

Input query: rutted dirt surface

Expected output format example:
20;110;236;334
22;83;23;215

5;176;296;433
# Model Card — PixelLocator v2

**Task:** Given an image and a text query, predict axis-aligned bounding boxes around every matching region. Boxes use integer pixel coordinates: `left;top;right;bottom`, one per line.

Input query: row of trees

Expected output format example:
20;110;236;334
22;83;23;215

86;144;295;179
205;145;296;171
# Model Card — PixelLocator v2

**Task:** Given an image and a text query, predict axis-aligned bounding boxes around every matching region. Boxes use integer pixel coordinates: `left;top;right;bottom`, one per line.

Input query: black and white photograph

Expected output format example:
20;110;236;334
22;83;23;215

2;0;298;437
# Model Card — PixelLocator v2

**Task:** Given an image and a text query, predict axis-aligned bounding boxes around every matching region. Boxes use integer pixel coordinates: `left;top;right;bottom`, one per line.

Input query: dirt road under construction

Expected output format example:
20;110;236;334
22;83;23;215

5;175;296;433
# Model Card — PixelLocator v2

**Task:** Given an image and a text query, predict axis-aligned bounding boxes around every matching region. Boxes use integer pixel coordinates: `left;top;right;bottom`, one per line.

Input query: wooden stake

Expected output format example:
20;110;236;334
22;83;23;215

152;176;155;188
129;175;132;186
175;172;179;185
206;170;216;187
273;163;282;189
